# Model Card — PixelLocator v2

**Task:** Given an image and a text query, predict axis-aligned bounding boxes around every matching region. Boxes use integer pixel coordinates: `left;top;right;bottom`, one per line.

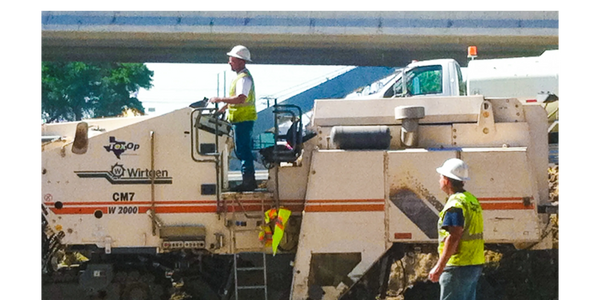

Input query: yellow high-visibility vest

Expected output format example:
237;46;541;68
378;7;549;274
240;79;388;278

438;191;485;266
228;69;257;123
259;207;291;255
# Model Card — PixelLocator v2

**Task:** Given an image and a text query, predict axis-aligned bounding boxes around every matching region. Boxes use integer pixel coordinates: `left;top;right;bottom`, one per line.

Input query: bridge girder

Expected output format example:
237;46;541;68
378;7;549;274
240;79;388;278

38;30;562;67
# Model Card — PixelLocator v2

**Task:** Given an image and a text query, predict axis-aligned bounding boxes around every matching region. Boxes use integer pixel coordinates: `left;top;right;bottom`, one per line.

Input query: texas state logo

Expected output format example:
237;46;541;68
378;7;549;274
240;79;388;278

104;136;140;159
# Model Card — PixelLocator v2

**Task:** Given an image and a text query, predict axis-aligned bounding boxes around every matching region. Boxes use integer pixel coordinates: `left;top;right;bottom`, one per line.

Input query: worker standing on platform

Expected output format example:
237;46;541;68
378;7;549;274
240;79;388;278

429;158;484;300
210;45;257;192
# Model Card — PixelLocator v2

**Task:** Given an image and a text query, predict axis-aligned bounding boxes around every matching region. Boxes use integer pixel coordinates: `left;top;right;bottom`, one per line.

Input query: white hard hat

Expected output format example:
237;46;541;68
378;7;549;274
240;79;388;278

436;158;470;181
227;45;252;62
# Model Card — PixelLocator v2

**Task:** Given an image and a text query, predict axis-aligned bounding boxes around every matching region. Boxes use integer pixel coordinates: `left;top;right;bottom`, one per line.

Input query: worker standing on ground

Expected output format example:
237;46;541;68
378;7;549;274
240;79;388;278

429;158;484;300
210;45;257;191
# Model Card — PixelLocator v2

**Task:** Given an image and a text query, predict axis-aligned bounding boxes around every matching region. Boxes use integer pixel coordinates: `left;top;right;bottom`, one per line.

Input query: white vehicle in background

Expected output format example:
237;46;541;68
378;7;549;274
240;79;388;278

347;47;558;101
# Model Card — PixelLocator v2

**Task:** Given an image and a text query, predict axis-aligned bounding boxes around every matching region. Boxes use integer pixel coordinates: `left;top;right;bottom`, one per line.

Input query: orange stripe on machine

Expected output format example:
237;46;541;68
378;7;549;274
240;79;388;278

478;197;535;210
304;199;385;212
43;196;534;215
44;199;307;215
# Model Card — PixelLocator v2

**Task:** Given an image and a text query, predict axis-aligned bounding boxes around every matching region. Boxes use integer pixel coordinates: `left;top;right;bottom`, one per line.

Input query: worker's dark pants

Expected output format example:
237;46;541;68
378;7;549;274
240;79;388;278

439;265;482;300
232;121;255;179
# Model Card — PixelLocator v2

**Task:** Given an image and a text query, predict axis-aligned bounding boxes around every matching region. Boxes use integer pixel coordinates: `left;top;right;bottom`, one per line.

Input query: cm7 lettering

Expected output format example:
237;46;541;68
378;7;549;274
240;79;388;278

113;192;135;201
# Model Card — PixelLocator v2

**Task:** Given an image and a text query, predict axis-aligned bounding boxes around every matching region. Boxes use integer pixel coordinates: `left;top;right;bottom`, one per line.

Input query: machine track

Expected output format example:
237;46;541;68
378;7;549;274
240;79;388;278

38;211;65;275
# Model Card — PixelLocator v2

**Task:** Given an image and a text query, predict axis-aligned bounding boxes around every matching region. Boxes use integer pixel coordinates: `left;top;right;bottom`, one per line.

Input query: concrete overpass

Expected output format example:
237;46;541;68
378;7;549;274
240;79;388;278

42;11;558;67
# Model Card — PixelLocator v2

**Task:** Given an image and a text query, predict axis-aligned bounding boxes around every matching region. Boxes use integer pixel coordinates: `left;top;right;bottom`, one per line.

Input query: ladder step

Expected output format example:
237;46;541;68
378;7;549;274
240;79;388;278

237;285;266;290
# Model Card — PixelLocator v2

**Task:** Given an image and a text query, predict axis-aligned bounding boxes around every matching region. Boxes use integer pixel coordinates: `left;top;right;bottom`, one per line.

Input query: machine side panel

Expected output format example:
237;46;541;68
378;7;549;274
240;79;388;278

312;96;484;127
291;150;387;300
386;150;455;242
461;148;541;243
386;148;542;244
42;108;234;252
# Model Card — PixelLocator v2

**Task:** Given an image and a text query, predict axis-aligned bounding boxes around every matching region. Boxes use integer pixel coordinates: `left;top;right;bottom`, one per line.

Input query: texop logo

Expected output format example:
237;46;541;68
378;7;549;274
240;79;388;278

104;136;140;159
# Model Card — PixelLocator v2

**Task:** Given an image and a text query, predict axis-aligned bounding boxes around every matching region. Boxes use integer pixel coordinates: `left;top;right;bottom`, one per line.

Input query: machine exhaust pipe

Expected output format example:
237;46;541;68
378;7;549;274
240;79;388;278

395;106;425;148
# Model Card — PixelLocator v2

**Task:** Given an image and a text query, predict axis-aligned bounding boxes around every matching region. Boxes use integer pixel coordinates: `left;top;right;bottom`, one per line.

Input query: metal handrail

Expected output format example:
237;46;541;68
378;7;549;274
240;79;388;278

189;107;229;218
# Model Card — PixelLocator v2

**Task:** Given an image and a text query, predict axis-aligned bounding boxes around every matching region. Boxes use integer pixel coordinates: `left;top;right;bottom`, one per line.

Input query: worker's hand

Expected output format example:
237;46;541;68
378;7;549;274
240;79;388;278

218;105;228;114
209;97;220;103
428;263;443;282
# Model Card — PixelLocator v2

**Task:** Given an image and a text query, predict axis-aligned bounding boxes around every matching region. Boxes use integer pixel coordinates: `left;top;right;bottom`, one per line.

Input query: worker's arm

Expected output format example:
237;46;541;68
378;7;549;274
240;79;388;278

209;94;246;114
208;94;246;113
429;225;463;282
210;75;251;112
429;207;464;282
210;75;252;106
209;94;247;105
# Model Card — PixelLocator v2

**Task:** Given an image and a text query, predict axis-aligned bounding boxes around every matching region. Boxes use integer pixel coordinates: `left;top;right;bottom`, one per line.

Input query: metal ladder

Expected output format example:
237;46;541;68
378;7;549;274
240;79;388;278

226;192;271;300
234;252;268;300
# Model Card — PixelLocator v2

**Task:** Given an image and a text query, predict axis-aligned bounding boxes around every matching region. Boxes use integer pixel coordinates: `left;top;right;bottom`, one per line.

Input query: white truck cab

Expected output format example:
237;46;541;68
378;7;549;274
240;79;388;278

346;59;465;99
347;49;557;103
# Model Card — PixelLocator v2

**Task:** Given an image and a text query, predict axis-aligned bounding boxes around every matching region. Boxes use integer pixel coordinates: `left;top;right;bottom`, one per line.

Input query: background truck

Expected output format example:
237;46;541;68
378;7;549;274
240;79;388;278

345;48;558;103
42;84;555;299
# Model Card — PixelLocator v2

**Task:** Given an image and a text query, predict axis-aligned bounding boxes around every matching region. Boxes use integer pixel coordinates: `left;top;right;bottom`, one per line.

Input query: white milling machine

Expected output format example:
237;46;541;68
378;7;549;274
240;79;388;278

42;95;553;300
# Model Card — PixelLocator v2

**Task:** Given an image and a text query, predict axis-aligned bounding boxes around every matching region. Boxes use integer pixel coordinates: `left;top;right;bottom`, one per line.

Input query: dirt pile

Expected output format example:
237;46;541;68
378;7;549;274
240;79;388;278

386;248;558;300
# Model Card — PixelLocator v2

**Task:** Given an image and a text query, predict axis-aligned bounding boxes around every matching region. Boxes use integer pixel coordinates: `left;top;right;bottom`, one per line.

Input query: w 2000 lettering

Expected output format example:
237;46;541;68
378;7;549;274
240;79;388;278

108;206;138;214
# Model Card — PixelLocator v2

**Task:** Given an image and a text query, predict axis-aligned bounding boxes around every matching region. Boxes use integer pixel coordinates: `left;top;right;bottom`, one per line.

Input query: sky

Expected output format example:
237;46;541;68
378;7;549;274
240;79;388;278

137;63;353;116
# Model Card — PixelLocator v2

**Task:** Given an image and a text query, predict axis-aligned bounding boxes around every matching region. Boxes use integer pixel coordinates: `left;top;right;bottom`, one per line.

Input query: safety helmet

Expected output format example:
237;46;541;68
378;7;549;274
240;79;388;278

227;45;252;62
436;158;470;181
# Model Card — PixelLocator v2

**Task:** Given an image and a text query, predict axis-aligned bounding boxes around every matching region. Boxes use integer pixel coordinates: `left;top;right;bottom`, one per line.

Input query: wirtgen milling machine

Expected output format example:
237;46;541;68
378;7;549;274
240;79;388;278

42;95;553;300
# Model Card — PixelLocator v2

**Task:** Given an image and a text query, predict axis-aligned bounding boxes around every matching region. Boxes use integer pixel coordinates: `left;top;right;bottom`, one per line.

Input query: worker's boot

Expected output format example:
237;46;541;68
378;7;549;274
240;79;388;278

231;173;257;192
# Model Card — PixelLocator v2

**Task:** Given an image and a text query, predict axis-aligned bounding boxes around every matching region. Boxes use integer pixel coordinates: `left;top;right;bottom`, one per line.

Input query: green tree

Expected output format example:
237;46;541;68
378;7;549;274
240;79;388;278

42;62;153;122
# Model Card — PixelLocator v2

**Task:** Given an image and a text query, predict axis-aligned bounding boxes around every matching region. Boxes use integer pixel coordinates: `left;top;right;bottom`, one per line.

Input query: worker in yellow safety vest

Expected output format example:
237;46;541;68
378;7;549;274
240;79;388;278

429;158;484;300
258;207;291;255
210;45;258;192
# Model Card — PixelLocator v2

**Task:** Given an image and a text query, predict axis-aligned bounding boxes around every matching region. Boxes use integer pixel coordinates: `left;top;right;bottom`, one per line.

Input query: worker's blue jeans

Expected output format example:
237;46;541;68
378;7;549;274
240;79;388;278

232;121;255;178
439;265;482;300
